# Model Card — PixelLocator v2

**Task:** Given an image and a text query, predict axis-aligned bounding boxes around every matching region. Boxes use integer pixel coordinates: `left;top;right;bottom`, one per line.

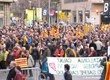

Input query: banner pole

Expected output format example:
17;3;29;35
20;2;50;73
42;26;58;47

49;0;50;28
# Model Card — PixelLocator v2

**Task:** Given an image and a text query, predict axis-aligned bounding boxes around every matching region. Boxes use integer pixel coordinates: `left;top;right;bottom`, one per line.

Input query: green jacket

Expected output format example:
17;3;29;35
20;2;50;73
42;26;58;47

3;51;8;61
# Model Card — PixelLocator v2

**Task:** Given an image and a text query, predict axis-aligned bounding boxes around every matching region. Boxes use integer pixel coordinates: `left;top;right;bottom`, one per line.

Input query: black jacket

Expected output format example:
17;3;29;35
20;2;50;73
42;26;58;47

31;47;38;56
101;58;106;77
89;42;97;50
7;67;16;80
64;70;72;80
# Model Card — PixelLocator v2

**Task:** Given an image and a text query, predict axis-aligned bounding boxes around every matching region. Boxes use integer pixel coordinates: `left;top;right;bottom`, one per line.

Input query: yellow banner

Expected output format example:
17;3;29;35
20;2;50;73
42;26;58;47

59;12;65;19
27;10;35;20
15;58;28;68
10;13;13;17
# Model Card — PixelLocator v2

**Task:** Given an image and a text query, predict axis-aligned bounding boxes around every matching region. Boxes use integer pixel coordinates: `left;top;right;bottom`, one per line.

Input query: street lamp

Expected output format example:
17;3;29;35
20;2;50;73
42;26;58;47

32;4;35;27
96;10;99;15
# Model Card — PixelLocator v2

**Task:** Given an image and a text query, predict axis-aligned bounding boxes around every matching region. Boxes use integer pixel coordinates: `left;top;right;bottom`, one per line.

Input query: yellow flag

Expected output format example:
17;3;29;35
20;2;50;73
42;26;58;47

56;26;59;38
69;35;72;42
84;23;88;33
51;26;55;36
23;36;27;45
40;30;43;36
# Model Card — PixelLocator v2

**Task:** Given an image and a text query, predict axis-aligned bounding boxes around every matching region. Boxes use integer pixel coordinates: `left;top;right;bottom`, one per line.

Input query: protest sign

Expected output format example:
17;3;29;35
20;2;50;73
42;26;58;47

48;57;103;75
15;58;28;68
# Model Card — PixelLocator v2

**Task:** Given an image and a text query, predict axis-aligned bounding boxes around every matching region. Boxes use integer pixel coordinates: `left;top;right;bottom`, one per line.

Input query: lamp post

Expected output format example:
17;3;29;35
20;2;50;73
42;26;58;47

32;4;35;27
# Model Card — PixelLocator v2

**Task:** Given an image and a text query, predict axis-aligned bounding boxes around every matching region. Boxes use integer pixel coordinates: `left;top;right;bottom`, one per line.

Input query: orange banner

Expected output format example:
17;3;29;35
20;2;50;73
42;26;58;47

15;58;28;68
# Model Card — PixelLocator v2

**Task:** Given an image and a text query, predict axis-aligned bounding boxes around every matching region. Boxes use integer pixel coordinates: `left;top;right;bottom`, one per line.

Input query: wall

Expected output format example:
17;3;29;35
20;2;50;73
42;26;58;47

0;2;10;26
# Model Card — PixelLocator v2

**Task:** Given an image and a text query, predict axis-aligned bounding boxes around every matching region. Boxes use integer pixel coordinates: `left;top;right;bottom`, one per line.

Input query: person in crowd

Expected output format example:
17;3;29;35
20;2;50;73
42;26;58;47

101;50;107;57
69;42;76;50
51;41;57;57
95;38;103;56
81;44;90;57
6;48;14;66
17;51;25;58
89;41;97;50
54;44;64;57
14;66;22;80
42;57;54;80
63;64;72;80
26;50;34;77
41;43;51;61
13;47;19;60
7;61;16;80
31;43;38;67
0;45;3;69
2;47;8;69
88;47;97;57
100;56;110;80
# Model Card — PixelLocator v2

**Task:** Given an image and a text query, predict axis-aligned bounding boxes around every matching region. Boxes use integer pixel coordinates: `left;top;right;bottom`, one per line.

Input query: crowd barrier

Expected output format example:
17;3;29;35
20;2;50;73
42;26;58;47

0;67;41;80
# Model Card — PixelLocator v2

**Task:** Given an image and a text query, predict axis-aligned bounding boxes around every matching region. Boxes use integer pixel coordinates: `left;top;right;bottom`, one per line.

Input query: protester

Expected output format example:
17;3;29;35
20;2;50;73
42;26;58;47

2;47;8;69
14;66;22;80
0;45;3;69
41;43;51;61
26;50;34;77
42;57;54;80
95;38;103;56
13;47;19;60
88;47;97;57
63;64;72;80
7;61;16;80
31;43;38;67
100;56;110;80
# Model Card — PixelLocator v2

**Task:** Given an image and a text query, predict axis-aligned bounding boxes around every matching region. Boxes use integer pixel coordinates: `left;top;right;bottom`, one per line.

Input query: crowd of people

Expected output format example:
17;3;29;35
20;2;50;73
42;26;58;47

0;24;109;80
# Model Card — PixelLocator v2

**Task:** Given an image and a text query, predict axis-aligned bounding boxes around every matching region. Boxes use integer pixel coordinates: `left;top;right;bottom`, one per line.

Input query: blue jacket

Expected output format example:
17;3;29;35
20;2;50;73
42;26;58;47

42;58;49;72
28;38;32;46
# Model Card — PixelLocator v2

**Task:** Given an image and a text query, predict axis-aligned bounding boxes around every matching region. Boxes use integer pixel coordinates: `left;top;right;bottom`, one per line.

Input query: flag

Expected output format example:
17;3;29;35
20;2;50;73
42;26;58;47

105;62;110;80
84;23;88;33
75;29;79;37
56;26;59;38
51;26;55;36
40;30;43;36
80;32;83;38
44;31;48;38
17;38;19;43
23;36;27;46
69;35;72;42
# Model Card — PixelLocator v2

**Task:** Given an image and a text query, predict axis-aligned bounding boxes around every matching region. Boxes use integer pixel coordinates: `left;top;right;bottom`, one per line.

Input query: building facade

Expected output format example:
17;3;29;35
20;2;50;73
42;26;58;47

0;0;14;27
61;0;104;25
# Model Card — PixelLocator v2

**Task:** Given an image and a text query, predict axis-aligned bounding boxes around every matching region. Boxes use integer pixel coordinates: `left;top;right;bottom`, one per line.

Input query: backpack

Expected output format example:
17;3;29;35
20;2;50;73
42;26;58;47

8;52;14;64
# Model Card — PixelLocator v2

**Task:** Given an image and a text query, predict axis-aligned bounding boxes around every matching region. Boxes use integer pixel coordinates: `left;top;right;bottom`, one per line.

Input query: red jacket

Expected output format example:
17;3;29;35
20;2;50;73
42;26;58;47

54;49;64;57
14;71;22;80
14;50;19;60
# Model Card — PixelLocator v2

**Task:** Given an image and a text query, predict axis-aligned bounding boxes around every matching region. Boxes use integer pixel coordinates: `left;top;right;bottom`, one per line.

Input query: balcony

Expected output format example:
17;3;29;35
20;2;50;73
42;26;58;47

91;0;104;4
0;0;17;3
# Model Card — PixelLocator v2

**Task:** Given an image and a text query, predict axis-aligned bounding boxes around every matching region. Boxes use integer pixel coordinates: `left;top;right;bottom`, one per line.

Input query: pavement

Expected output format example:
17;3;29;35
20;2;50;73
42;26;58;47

0;60;101;80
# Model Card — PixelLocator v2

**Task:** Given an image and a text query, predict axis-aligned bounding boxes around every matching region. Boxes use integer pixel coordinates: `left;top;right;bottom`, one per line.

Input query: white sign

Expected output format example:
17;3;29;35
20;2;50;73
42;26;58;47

86;17;95;23
48;57;103;75
104;3;109;12
108;46;110;56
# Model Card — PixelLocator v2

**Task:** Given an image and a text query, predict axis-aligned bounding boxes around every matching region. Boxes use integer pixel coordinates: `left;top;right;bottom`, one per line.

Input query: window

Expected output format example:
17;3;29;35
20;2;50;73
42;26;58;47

0;5;3;11
64;0;88;4
73;11;76;22
85;11;90;21
0;18;3;27
78;11;83;23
